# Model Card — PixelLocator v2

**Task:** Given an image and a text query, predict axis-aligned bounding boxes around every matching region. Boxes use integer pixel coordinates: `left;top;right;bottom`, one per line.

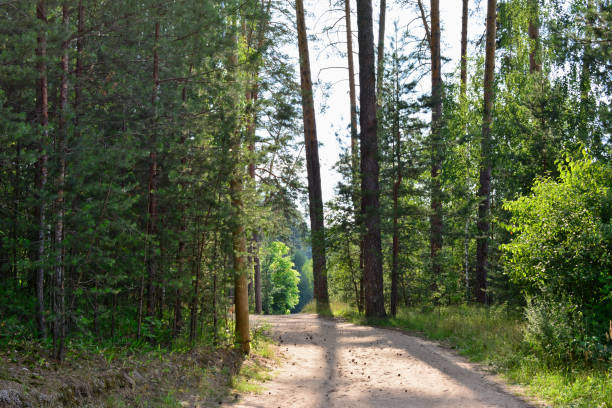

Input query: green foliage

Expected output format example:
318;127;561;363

293;257;313;313
524;295;607;364
502;153;612;350
261;241;300;314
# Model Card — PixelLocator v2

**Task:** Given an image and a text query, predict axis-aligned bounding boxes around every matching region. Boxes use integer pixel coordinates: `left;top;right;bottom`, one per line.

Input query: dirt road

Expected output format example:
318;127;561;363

225;313;535;408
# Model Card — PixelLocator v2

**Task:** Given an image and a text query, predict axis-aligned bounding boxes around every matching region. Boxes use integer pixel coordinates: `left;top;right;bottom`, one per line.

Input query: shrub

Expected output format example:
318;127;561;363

502;153;611;361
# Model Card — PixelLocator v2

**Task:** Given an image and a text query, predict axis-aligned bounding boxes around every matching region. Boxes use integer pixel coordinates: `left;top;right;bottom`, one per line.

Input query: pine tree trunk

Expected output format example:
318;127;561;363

228;29;250;354
173;67;192;339
344;0;363;311
460;0;468;97
476;0;497;304
253;231;262;314
296;0;330;314
528;0;541;74
75;0;84;127
54;1;69;361
146;21;160;316
376;0;386;106
390;59;401;317
248;0;270;316
356;0;386;318
345;0;359;191
231;178;250;353
461;0;470;298
189;226;203;343
247;89;262;315
429;0;443;293
35;0;48;339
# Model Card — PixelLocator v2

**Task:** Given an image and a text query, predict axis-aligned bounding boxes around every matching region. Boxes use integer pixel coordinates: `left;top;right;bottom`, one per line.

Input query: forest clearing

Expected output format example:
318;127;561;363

0;0;610;407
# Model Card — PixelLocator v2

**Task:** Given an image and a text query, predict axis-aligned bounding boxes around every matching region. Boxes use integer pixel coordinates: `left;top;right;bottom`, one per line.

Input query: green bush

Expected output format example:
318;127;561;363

523;295;605;363
502;153;612;362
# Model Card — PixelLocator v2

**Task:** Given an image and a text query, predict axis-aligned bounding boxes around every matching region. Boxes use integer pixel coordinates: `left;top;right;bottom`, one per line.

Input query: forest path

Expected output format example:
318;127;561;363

224;313;535;408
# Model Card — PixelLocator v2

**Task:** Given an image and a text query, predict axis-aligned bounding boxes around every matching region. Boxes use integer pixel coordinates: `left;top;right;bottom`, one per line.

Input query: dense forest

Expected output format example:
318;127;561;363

0;0;610;396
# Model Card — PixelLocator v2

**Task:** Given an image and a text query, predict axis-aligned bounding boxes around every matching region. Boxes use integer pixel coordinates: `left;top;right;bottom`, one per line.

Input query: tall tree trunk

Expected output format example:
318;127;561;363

461;0;470;298
54;2;69;361
460;0;468;97
75;0;84;129
345;0;359;190
356;0;386;318
344;0;363;313
253;231;262;314
390;55;402;317
476;0;497;304
296;0;330;314
229;30;250;354
35;0;48;339
146;21;160;316
429;0;443;293
376;0;386;105
231;178;250;353
247;0;271;316
528;0;541;74
189;226;202;344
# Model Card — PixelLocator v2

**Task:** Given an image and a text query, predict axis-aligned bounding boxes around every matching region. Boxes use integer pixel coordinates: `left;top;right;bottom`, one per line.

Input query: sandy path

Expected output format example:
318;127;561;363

225;314;534;408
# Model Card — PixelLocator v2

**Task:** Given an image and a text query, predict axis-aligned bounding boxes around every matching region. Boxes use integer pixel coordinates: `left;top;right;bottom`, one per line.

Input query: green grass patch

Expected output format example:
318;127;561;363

229;325;275;395
326;303;611;408
301;300;353;317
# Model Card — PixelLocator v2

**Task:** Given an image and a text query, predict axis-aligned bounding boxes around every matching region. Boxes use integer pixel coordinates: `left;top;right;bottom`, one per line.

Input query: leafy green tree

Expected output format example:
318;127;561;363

261;241;300;314
502;153;611;339
293;258;313;313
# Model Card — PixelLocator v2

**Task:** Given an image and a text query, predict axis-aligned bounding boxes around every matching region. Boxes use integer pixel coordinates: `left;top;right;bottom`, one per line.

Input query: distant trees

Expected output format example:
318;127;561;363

261;241;301;315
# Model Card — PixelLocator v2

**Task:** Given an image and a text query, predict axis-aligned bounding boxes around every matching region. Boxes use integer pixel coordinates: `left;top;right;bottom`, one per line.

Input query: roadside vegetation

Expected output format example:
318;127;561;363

0;325;276;407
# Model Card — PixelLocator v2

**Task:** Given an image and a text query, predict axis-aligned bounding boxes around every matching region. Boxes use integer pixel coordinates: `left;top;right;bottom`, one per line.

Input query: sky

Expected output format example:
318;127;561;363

296;0;486;204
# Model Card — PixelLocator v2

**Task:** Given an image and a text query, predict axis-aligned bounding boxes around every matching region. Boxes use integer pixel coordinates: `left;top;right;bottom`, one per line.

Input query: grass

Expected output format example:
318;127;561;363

306;301;611;408
229;324;277;396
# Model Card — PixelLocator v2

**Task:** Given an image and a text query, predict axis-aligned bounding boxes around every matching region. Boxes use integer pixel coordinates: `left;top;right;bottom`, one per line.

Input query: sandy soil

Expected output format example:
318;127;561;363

225;313;537;408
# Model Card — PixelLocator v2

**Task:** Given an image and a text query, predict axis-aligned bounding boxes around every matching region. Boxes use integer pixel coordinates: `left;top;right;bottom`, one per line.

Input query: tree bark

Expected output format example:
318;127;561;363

528;0;541;73
296;0;330;314
344;0;363;313
356;0;386;318
345;0;359;188
54;1;69;361
390;54;402;317
476;0;497;304
146;21;160;316
248;0;270;316
229;29;250;354
461;0;470;298
376;0;386;106
231;179;250;353
460;0;469;97
35;0;48;339
189;226;203;344
253;231;262;314
429;0;443;293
